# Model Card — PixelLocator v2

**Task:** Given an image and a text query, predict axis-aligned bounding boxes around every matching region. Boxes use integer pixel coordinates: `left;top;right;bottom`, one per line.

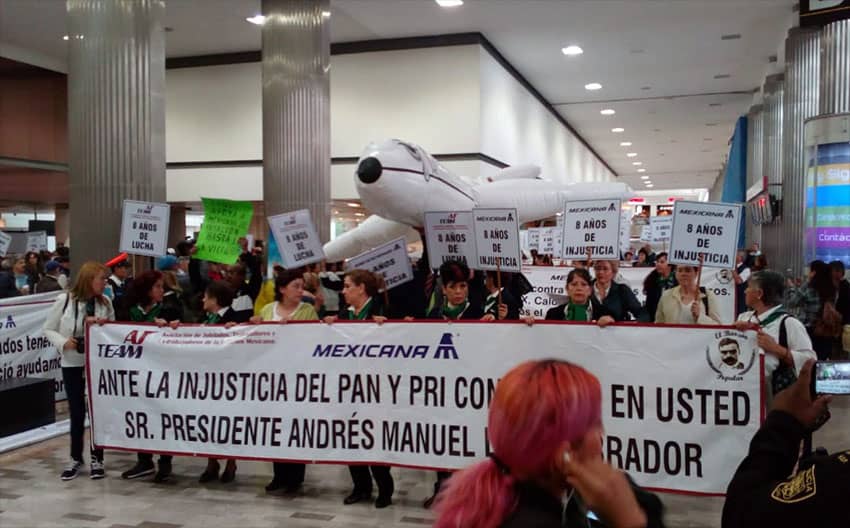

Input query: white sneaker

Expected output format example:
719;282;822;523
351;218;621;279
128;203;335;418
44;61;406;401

61;460;83;481
90;460;106;480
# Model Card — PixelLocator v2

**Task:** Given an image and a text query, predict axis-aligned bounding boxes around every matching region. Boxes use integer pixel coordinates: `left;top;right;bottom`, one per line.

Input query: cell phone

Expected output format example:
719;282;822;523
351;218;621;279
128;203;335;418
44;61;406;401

812;361;850;395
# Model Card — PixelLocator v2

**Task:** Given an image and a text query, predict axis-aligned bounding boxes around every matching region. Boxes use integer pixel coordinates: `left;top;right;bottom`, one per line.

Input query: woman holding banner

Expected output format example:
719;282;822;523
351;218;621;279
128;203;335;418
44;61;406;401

542;269;615;326
591;260;646;322
43;261;115;481
654;265;721;325
251;269;318;494
433;359;664;528
325;269;394;508
119;271;182;483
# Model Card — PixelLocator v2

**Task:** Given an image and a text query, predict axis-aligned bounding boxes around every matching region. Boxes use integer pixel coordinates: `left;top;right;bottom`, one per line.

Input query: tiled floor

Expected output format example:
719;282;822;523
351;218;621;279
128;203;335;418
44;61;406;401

1;397;847;528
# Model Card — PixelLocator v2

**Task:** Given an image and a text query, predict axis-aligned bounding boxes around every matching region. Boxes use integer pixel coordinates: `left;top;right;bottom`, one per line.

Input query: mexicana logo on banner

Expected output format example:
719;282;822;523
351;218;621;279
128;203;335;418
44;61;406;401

313;333;459;360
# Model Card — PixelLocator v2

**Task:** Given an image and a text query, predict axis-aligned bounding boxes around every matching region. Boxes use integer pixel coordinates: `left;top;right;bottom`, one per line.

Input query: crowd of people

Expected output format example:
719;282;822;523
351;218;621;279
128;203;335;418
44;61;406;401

2;235;847;525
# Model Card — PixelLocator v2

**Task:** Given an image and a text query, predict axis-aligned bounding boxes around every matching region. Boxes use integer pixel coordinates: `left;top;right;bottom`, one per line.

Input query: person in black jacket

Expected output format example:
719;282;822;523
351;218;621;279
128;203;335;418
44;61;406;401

198;281;240;484
592;260;646;321
424;260;485;509
118;270;182;483
433;359;664;528
482;270;522;320
722;359;844;528
830;261;850;351
544;268;615;326
642;253;676;323
326;269;394;508
224;261;262;322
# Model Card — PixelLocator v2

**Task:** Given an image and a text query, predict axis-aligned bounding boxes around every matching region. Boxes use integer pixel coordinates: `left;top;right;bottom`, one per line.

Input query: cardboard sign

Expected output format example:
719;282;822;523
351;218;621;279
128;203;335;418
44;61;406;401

119;200;170;258
650;216;674;243
194;198;255;265
0;231;11;257
670;201;742;268
526;228;541;252
25;231;48;252
423;211;478;270
561;199;622;259
472;208;521;272
346;237;413;290
267;209;325;268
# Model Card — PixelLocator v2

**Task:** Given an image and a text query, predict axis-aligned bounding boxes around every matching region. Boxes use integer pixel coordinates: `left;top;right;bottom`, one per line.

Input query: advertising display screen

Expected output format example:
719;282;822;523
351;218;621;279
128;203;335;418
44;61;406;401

806;141;850;266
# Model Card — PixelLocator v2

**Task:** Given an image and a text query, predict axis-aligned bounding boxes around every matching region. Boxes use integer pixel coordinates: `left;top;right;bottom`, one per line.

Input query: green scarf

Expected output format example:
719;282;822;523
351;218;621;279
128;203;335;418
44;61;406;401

565;302;590;322
129;304;161;323
349;298;374;320
204;312;222;324
657;273;676;289
442;300;469;320
755;306;787;327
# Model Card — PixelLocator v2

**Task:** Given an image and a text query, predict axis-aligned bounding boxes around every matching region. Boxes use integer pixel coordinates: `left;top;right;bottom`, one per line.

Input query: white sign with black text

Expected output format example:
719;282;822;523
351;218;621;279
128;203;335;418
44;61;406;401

472;208;521;272
119;200;170;258
346;237;413;290
26;231;48;252
424;211;477;270
0;231;11;257
539;227;556;255
267;209;325;268
651;216;674;243
561;199;622;259
526;228;541;252
670;201;742;268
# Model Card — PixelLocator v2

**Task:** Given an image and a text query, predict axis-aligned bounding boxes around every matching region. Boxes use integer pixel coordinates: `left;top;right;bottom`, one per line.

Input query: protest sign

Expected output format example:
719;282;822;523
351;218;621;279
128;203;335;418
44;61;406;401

472;208;521;272
26;231;48;252
670;201;742;268
561;199;622;259
267;209;325;268
346;237;413;290
119;200;170;258
89;321;762;495
640;225;652;243
539;227;556;255
424;211;477;270
526;228;541;252
520;265;737;324
651;216;674;244
0;231;11;257
0;292;66;400
194;198;254;265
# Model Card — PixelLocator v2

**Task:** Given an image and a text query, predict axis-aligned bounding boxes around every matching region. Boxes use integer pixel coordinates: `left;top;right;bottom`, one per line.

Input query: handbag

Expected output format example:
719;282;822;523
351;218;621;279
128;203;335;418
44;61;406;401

771;315;797;395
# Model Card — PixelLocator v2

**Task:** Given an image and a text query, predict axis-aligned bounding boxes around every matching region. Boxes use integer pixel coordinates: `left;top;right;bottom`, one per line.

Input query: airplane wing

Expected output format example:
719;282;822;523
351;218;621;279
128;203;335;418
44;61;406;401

323;214;413;262
474;180;633;223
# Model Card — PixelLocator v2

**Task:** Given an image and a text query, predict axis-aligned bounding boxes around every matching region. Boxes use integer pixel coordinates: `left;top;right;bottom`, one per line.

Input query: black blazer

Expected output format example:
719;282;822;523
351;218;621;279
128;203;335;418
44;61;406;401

484;288;522;320
544;297;614;321
217;307;242;324
427;302;484;320
591;281;647;322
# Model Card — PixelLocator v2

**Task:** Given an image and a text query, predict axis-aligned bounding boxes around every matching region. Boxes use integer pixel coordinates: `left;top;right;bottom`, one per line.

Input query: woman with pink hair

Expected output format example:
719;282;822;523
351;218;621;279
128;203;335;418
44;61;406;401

434;360;664;528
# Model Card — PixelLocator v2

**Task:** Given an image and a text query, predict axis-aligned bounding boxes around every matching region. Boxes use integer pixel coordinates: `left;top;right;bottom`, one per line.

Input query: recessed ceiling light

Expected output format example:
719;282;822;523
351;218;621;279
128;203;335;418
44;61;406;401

346;202;360;207
640;175;649;179
632;161;643;166
62;35;69;40
611;127;625;133
638;169;647;173
626;152;638;157
562;45;583;56
585;82;602;91
246;15;266;25
646;184;654;188
322;10;331;17
619;142;632;147
435;0;463;6
600;109;616;115
354;212;365;217
714;74;731;79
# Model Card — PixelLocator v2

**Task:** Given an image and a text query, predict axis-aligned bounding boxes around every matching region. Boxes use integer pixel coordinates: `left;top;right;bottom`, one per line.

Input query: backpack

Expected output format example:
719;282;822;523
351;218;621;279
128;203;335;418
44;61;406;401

814;301;843;338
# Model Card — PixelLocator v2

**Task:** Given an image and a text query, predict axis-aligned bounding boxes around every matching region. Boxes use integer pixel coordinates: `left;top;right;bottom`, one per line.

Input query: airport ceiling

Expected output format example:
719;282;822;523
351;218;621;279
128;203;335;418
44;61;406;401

0;0;797;193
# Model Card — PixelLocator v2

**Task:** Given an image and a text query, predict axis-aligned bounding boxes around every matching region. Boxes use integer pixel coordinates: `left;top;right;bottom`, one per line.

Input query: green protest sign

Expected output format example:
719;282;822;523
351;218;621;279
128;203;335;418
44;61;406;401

194;198;254;264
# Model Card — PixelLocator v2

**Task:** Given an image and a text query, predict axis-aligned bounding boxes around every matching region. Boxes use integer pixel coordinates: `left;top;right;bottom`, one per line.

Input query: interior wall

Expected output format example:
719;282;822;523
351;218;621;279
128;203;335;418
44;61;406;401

0;74;67;162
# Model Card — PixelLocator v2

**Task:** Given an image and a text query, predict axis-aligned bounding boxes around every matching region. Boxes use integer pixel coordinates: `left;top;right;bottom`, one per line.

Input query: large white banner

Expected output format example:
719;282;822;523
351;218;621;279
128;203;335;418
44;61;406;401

0;292;66;400
520;266;737;324
88;322;761;494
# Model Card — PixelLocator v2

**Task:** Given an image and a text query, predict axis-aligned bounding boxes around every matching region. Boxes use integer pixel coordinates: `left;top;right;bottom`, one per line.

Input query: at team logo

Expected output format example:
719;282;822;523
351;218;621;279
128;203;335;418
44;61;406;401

706;333;756;381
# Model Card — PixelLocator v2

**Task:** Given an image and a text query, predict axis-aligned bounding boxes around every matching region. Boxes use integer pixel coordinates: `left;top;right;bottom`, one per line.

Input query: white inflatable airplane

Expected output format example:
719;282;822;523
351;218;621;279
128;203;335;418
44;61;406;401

323;139;632;262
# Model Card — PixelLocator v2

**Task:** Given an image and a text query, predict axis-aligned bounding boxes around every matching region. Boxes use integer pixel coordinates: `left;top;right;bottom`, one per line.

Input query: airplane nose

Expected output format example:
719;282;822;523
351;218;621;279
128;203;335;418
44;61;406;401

357;157;382;184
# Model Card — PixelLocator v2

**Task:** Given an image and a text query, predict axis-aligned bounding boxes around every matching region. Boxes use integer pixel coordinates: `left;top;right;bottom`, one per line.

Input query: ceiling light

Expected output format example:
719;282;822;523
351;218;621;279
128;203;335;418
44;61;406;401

585;82;602;91
611;127;625;133
346;202;360;207
62;35;69;40
322;10;331;17
632;161;643;166
562;45;583;56
600;109;616;115
354;212;365;217
644;180;652;185
640;175;650;179
246;15;266;25
626;152;638;157
619;142;632;147
646;184;654;188
435;0;463;6
637;169;647;173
